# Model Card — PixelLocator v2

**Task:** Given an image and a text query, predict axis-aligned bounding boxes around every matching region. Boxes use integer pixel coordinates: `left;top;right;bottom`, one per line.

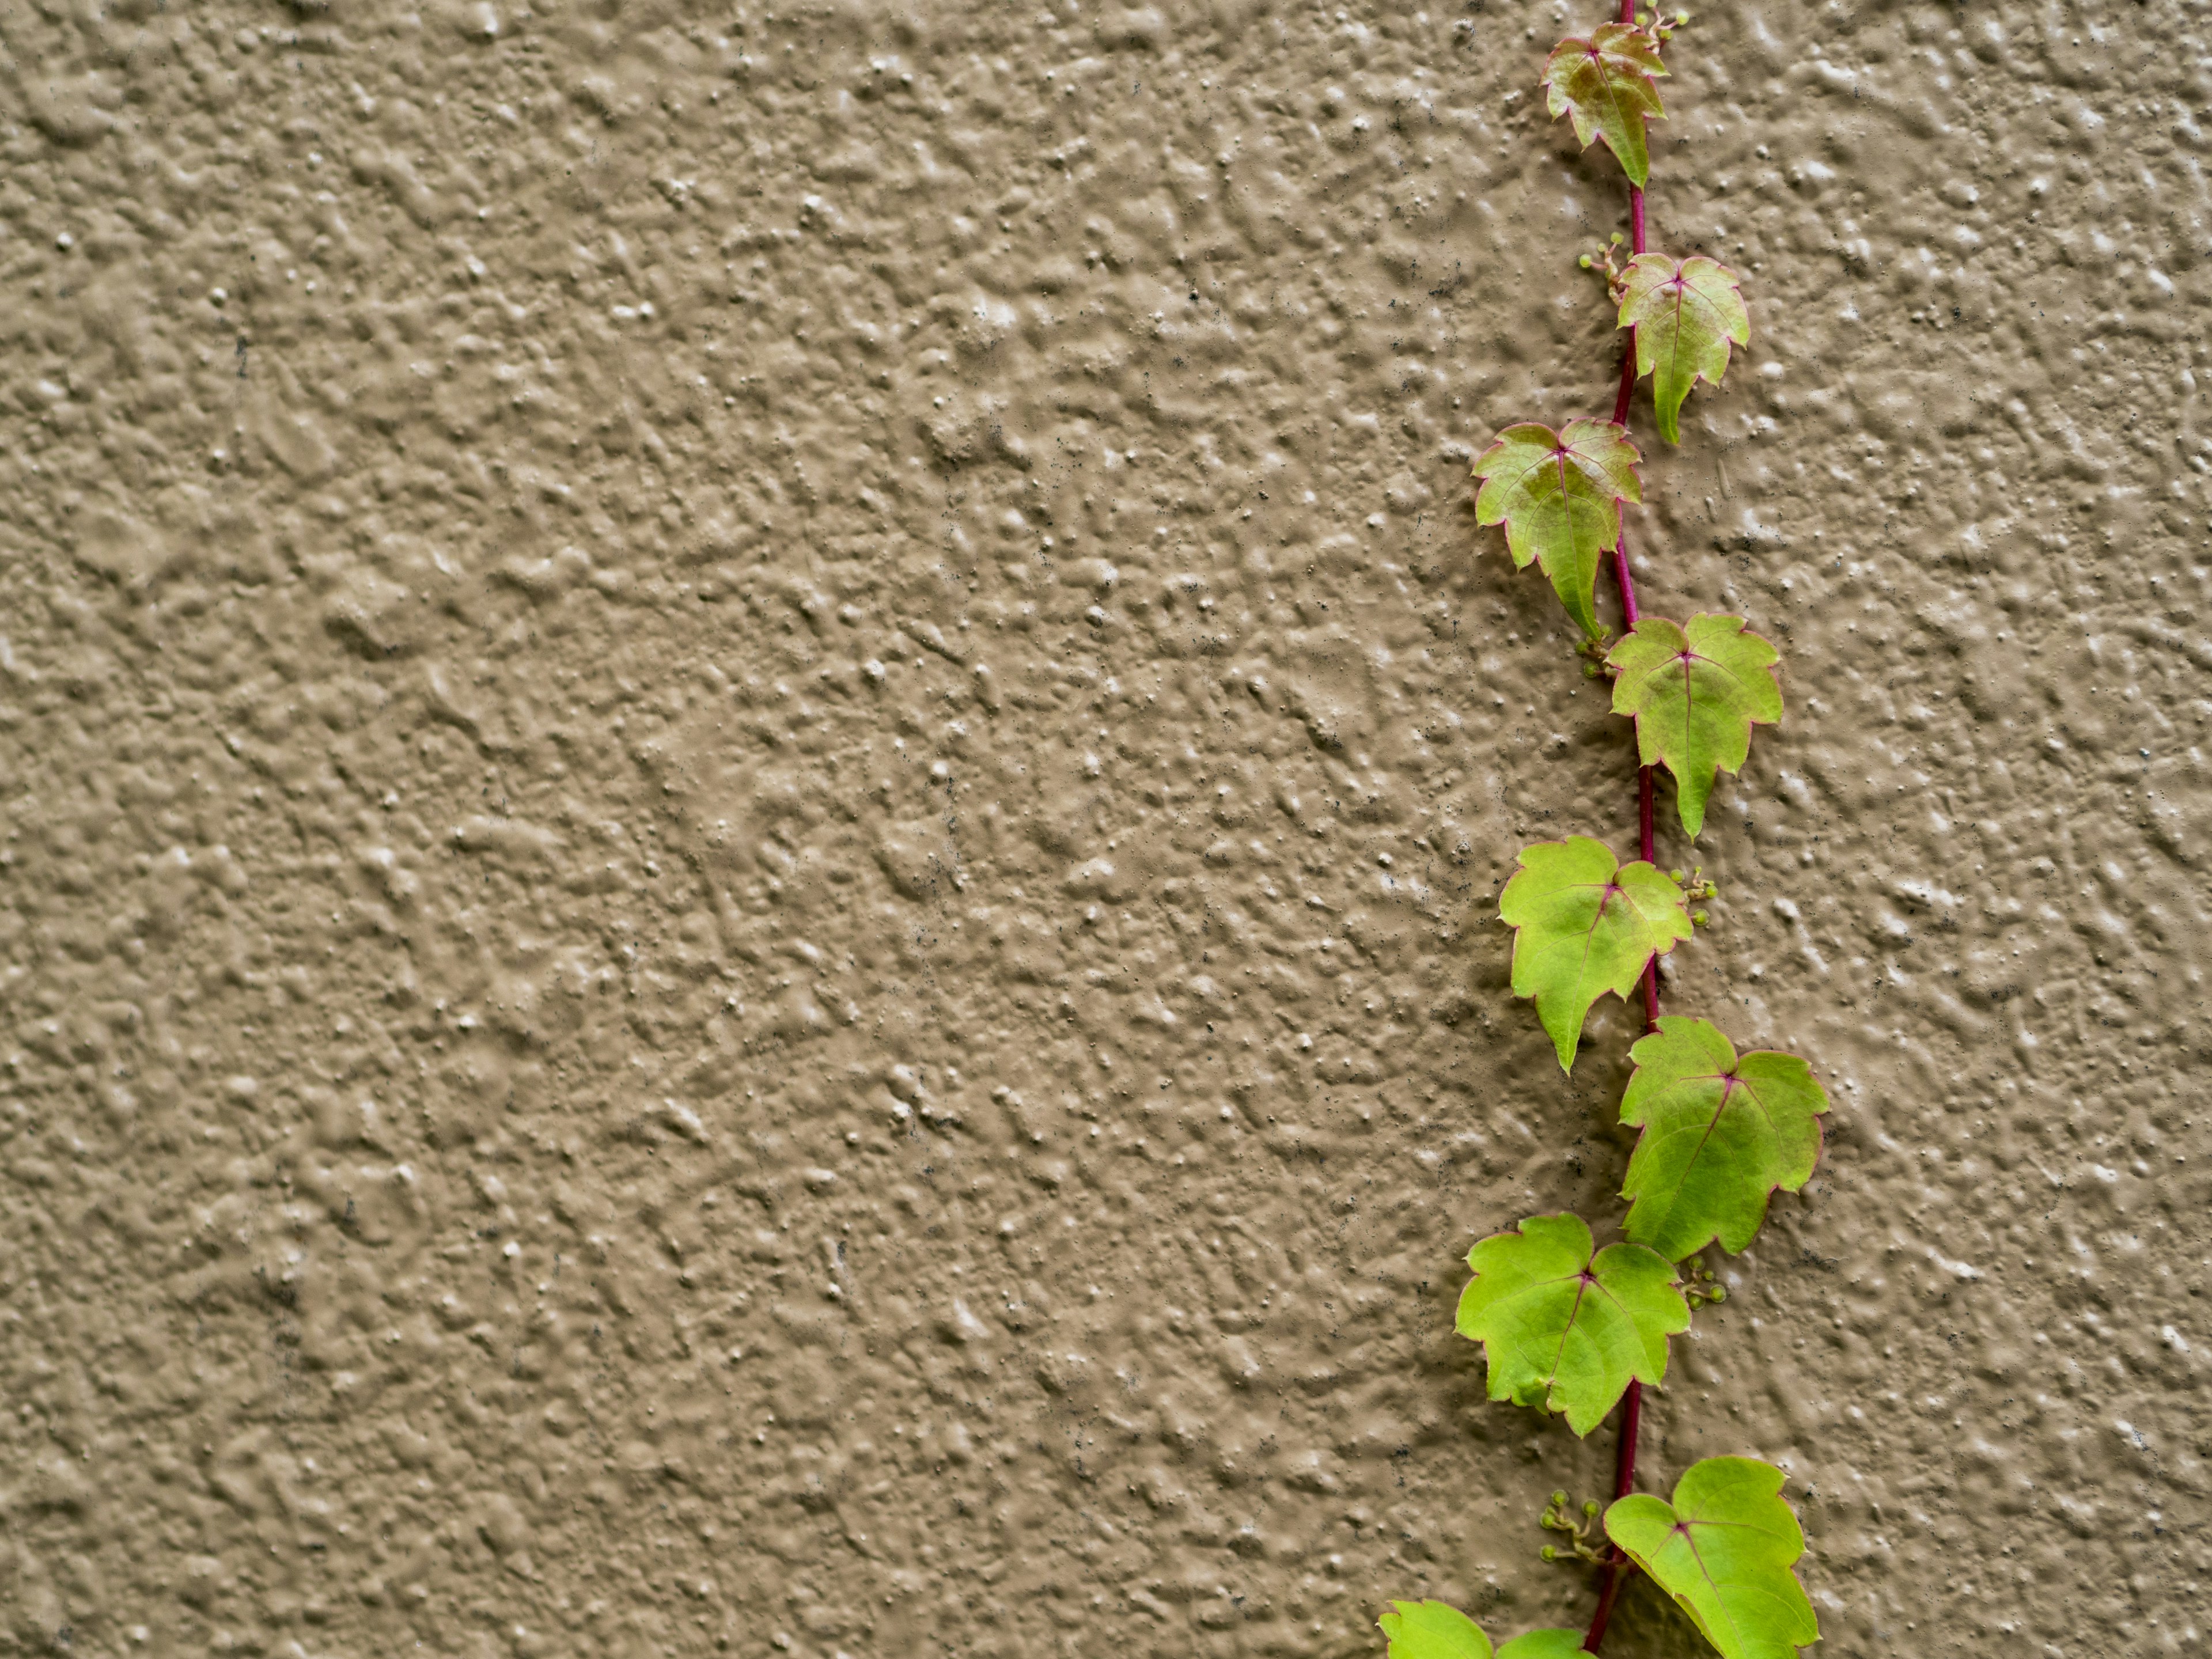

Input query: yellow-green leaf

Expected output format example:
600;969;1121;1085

1605;1458;1819;1659
1620;1017;1829;1262
1498;835;1692;1071
1471;419;1642;639
1618;253;1751;444
1377;1600;1493;1659
1373;1606;1583;1659
1455;1213;1688;1437
1496;1633;1588;1659
1543;24;1668;187
1605;613;1781;838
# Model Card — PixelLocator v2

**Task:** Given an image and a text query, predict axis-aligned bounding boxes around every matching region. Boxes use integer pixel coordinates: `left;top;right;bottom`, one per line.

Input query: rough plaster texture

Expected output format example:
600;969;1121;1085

2;1;2209;1656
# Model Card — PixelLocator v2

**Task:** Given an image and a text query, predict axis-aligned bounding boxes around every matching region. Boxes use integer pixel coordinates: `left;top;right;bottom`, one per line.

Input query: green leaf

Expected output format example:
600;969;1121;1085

1373;1608;1582;1659
1605;614;1782;839
1471;419;1642;638
1497;1633;1589;1659
1605;1458;1819;1659
1378;1600;1492;1659
1498;836;1692;1071
1455;1213;1688;1437
1618;254;1751;444
1619;1017;1830;1262
1543;24;1668;187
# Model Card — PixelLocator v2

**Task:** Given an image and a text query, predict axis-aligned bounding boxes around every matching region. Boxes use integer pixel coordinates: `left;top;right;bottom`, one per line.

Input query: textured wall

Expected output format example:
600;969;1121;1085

2;1;2207;1655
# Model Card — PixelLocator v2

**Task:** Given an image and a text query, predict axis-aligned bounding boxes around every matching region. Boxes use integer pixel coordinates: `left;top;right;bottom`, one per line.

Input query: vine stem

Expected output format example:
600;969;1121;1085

1586;2;1655;1651
1580;1378;1642;1649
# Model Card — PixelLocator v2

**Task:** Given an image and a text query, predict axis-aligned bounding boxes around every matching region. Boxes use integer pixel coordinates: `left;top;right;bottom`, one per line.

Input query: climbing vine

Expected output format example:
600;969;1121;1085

1377;9;1826;1657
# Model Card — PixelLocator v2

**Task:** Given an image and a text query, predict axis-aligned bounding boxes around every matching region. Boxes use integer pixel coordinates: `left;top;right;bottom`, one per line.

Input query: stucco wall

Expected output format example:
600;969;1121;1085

1;1;2207;1655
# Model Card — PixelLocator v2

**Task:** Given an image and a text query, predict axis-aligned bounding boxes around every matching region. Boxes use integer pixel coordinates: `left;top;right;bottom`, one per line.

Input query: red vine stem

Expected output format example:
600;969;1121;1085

1605;195;1660;1023
1587;3;1655;1650
1581;1377;1643;1648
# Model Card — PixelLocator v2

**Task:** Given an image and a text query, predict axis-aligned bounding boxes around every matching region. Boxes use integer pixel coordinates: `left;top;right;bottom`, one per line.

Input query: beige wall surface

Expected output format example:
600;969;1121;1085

1;1;2207;1655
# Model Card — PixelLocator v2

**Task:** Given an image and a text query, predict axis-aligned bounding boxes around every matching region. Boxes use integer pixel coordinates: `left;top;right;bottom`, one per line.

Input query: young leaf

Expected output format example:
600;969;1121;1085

1498;836;1693;1071
1605;1457;1819;1659
1496;1634;1589;1659
1455;1213;1689;1437
1618;254;1751;444
1543;24;1668;187
1619;1017;1830;1262
1378;1600;1492;1659
1605;613;1782;838
1471;419;1642;638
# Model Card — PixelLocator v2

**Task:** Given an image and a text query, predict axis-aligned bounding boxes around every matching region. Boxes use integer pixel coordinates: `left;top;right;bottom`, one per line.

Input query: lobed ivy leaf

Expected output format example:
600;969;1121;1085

1496;1634;1589;1659
1471;419;1642;638
1378;1600;1493;1659
1498;836;1693;1071
1605;1457;1819;1659
1617;254;1751;444
1375;1603;1584;1659
1455;1213;1688;1437
1605;613;1782;839
1619;1017;1830;1263
1543;24;1668;187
